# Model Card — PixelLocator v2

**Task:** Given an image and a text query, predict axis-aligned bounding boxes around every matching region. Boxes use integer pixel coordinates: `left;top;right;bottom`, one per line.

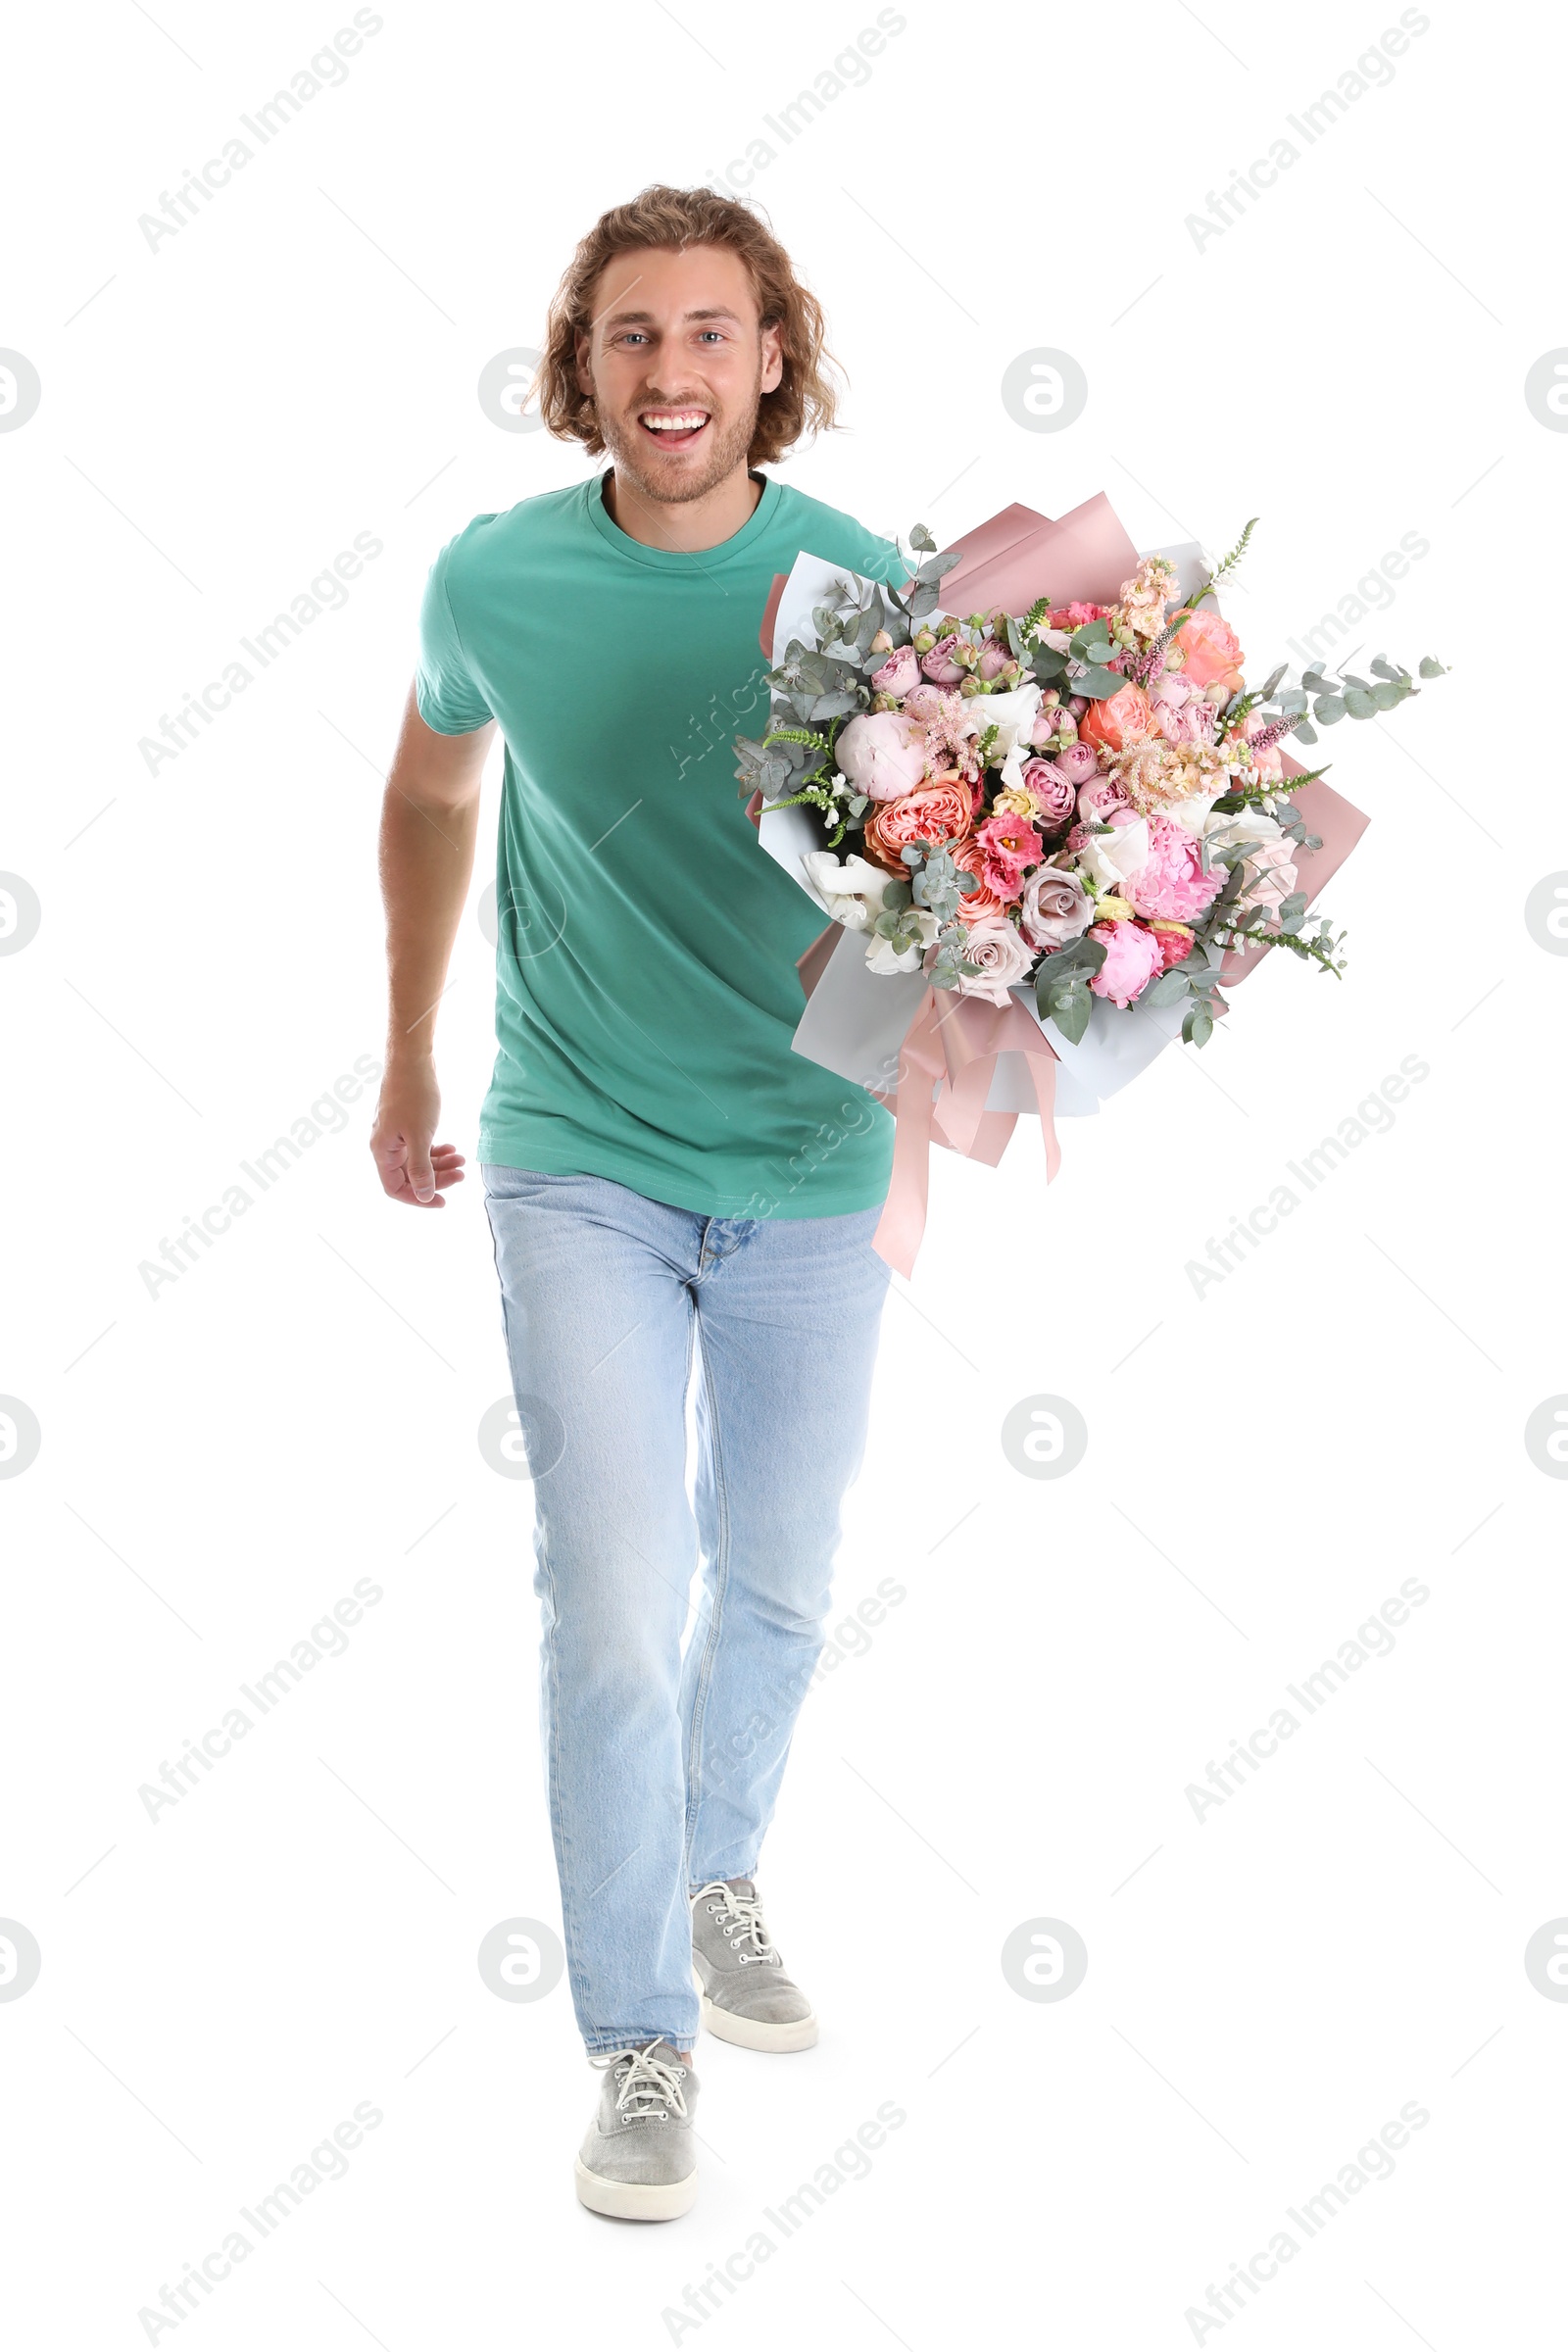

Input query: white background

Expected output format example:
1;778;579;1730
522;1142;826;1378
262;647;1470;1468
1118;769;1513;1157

3;2;1563;2345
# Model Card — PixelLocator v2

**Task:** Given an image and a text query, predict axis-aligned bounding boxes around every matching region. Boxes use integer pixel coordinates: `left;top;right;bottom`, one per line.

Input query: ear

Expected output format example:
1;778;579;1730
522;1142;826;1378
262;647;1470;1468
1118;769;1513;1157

759;318;784;397
573;328;595;401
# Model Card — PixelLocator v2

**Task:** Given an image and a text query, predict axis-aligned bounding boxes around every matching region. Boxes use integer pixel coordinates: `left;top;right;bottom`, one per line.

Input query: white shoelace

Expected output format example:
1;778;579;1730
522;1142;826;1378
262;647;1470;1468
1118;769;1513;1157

693;1879;779;1963
593;2042;689;2121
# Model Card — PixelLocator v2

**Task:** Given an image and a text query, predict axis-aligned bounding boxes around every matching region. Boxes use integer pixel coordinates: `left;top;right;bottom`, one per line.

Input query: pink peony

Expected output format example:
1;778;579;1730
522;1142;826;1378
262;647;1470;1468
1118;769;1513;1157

1019;865;1093;953
974;809;1043;898
1020;758;1076;833
901;682;948;721
1150;675;1219;748
834;710;929;802
918;632;967;685
869;644;921;698
945;918;1037;1005
1122;812;1226;923
1087;918;1164;1008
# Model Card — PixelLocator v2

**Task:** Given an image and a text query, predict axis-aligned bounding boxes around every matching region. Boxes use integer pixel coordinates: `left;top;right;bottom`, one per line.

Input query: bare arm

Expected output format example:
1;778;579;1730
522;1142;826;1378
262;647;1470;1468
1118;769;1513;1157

369;686;495;1205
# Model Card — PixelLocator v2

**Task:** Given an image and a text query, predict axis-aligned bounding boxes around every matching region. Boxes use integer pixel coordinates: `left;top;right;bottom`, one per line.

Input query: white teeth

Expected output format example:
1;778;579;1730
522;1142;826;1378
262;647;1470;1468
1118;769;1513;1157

641;413;709;430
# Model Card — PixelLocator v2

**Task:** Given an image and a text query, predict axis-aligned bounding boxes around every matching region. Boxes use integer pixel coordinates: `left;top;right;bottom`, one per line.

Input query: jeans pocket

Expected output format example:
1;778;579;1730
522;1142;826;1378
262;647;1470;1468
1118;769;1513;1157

480;1163;580;1203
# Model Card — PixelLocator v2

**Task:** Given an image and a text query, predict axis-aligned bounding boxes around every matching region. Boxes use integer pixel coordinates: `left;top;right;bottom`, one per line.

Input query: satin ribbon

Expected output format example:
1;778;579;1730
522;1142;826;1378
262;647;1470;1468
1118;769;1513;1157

870;988;1061;1276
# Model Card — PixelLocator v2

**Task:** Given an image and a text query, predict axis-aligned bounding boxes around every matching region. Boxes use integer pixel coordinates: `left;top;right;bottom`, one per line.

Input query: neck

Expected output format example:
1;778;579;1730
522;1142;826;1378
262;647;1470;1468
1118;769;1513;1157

601;462;762;553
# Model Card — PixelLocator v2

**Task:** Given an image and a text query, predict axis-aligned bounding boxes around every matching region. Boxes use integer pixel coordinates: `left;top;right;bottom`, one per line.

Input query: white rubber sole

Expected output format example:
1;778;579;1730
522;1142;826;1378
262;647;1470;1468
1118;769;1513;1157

574;2156;697;2222
693;1964;819;2051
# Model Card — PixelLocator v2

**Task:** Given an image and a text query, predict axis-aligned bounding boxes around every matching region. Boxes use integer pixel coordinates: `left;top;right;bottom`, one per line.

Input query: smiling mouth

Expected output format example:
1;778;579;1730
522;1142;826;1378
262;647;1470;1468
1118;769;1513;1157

636;407;711;451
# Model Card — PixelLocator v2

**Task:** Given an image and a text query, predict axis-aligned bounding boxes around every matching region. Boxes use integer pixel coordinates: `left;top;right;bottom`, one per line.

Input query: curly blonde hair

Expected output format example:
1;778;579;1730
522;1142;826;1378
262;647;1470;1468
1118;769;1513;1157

533;184;841;467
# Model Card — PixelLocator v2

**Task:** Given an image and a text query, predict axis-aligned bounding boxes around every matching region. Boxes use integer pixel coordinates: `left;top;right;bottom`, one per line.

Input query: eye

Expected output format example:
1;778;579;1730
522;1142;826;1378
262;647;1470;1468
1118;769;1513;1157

697;330;724;343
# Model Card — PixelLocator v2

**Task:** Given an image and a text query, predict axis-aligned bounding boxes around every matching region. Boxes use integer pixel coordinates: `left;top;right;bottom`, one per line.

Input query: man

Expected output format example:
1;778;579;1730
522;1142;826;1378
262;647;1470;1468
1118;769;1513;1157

369;186;899;2222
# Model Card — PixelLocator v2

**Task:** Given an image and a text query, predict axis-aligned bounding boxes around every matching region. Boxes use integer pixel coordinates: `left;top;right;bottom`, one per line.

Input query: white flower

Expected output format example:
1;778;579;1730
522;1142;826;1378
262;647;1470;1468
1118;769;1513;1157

1200;808;1285;855
972;681;1042;766
1167;787;1225;837
802;850;897;930
865;908;939;974
1074;815;1150;894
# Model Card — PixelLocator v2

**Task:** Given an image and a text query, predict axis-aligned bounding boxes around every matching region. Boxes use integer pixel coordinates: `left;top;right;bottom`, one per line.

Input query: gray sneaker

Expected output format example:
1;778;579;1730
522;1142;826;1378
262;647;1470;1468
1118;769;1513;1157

690;1878;818;2051
574;2040;698;2221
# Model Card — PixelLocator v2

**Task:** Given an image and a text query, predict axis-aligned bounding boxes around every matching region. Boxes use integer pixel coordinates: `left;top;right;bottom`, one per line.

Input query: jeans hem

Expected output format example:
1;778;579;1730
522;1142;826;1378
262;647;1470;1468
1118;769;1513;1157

582;2028;699;2056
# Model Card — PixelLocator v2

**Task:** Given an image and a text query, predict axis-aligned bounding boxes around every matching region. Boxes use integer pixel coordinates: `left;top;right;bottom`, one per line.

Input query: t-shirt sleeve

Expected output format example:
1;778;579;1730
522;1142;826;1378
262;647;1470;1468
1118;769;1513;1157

859;528;907;590
415;539;493;735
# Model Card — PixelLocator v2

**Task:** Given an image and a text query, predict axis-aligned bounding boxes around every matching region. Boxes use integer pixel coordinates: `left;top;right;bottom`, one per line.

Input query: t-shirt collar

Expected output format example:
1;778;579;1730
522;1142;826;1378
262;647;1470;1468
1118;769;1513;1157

585;466;782;570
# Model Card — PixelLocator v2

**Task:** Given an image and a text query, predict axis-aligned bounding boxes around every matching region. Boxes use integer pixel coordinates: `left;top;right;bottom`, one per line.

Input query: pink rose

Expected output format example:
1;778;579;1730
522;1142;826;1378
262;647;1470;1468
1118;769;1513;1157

861;779;973;874
944;917;1037;1006
976;639;1014;681
1047;602;1113;629
1020;758;1076;834
1054;740;1101;790
919;632;967;685
1122;812;1226;923
1171;607;1245;693
834;710;929;802
869;644;920;698
1019;865;1093;953
1087;918;1164;1008
1077;773;1132;826
901;682;948;721
974;809;1043;898
1238;837;1298;913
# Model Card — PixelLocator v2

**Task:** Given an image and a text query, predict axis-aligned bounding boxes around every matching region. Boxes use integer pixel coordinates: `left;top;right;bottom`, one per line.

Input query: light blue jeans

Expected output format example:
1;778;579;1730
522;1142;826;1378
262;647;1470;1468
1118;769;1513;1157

482;1165;891;2053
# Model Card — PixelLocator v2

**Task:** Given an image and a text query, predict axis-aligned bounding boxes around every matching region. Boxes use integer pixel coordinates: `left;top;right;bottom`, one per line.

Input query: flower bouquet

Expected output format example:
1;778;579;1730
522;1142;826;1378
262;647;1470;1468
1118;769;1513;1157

736;493;1443;1271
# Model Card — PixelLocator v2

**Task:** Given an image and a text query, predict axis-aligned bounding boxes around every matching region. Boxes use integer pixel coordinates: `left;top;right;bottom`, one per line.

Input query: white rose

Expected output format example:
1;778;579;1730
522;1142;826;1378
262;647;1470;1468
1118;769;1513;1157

1201;808;1285;856
1075;815;1150;894
1167;788;1225;837
803;850;897;930
865;908;939;974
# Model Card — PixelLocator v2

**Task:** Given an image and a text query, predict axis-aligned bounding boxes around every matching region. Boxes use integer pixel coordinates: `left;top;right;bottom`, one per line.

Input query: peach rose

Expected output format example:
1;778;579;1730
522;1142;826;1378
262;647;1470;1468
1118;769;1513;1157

1079;682;1153;756
1172;607;1245;693
861;779;974;874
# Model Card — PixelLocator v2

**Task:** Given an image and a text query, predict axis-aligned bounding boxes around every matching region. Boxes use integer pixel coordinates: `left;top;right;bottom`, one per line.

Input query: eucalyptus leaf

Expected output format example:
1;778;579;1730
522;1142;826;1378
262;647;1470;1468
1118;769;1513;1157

1418;655;1446;678
1046;981;1092;1046
1257;662;1288;701
1312;695;1346;724
1370;679;1404;710
1343;686;1378;719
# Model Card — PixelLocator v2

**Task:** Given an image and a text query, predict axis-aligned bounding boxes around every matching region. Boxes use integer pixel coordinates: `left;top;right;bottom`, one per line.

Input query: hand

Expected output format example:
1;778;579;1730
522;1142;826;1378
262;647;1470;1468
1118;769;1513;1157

370;1062;466;1207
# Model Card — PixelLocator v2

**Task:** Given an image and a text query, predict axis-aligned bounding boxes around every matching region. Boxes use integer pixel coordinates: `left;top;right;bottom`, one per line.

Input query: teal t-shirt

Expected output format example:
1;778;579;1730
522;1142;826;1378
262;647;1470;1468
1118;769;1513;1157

415;470;900;1218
